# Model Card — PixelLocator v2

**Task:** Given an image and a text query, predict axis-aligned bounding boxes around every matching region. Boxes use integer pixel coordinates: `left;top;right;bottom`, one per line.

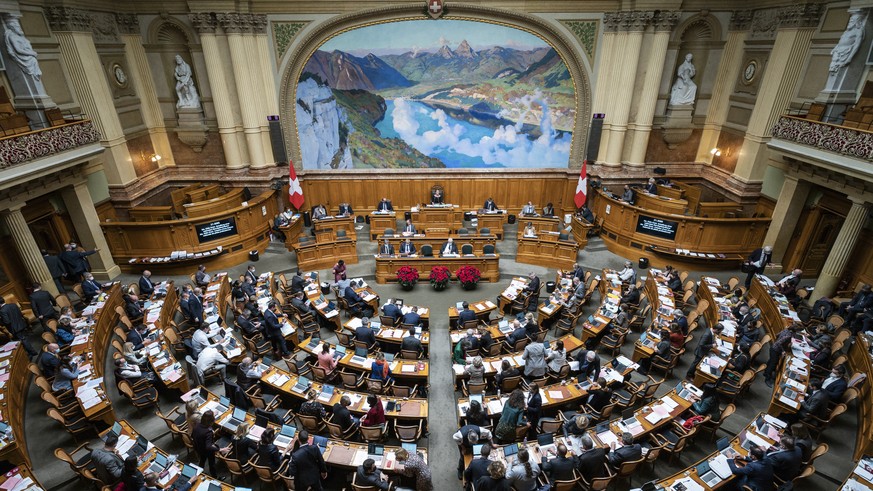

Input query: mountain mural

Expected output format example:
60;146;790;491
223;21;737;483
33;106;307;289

303;50;414;91
380;43;551;83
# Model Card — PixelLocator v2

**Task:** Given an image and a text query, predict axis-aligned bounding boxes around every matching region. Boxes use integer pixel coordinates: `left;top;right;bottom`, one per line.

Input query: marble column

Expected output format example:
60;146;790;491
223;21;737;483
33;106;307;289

219;13;267;168
603;11;651;167
1;204;58;296
627;11;678;166
592;13;620;165
696;11;751;163
191;12;246;169
733;5;822;183
761;175;811;266
61;182;120;280
0;13;56;129
48;7;137;186
118;15;174;167
248;16;275;169
813;198;870;297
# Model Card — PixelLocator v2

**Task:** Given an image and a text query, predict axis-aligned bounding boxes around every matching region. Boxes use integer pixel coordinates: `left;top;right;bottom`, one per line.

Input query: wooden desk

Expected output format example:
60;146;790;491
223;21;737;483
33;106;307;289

377;234;497;255
470;211;508;239
656;184;684;200
294;238;358;271
279;215;304;250
128;206;174;222
0;344;32;469
516;235;578;270
185;184;220;204
498;277;531;312
448;299;498;329
312;216;357;240
141;282;189;393
634;190;688;214
849;334;873;460
632;272;675;362
689;276;737;389
0;466;44;490
411;205;464;232
184;188;245;218
580;271;623;345
304;278;342;332
374;255;499;284
299;336;429;382
515;216;561;239
369;212;398;240
571;216;591;249
840;458;873;490
591;190;770;270
452;335;584;381
102;191;278;274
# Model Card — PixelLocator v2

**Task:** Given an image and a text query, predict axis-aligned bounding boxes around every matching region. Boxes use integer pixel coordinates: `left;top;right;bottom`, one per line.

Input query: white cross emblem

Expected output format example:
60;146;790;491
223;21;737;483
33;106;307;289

429;1;440;13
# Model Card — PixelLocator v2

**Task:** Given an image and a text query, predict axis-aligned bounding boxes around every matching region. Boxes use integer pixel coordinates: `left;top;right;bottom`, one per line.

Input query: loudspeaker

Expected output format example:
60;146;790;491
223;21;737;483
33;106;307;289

242;187;252;200
268;116;288;165
302;211;312;227
653;167;667;175
585;114;605;162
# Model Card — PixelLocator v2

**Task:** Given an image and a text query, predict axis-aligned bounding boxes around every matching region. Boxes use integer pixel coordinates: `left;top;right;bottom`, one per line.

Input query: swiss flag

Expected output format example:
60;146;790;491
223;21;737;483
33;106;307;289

574;160;588;208
288;161;304;210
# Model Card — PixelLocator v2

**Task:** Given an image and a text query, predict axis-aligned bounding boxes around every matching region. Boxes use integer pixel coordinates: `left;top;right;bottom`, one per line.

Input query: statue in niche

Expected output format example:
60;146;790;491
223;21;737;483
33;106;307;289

669;53;697;106
3;16;42;81
174;54;200;109
829;10;867;73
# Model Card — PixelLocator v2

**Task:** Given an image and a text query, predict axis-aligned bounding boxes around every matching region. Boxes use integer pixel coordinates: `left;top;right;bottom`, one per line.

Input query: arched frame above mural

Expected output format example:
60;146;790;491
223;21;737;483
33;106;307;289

278;4;591;171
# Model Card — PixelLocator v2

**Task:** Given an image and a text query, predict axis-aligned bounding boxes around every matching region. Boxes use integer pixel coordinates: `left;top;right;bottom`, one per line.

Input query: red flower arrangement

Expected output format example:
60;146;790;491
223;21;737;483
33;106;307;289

429;266;451;289
456;265;481;288
397;266;419;288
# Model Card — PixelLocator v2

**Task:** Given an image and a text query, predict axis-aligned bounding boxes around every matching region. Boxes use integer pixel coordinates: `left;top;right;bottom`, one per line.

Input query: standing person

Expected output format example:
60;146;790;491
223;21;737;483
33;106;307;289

522;340;546;380
395;448;433;491
194;265;210;287
495;389;528;443
138;270;155;297
453;424;493;480
42;249;66;292
29;282;58;326
333;260;347;282
0;298;36;357
288;429;328;491
764;324;800;387
192;410;220;476
264;302;289;357
526;382;542;436
59;243;98;282
744;246;773;288
685;323;723;380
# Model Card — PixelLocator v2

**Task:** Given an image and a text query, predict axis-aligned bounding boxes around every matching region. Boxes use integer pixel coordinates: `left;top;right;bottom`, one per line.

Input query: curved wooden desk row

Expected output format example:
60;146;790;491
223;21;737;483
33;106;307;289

849;335;873;461
101;191;278;274
514;216;563;239
312;216;357;241
298;336;429;382
343;312;432;346
374;255;500;284
451;334;584;381
140;283;190;393
516;235;579;270
591;190;769;270
294;238;358;271
377;234;498;255
182;188;245;218
0;343;32;469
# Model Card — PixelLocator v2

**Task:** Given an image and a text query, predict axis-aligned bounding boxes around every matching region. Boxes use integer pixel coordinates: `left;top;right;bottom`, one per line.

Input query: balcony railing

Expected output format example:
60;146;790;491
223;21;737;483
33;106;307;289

771;115;873;162
0;119;101;169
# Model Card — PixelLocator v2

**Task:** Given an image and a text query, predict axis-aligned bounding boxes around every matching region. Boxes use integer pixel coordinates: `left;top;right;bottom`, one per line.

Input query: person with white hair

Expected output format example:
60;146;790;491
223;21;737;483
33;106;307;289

744;245;773;288
618;261;636;283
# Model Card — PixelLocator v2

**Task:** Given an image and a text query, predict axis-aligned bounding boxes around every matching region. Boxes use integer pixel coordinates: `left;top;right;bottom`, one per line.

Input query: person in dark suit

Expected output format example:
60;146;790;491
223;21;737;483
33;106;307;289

431;189;444;204
764;435;802;482
644;178;658;194
464;444;492;491
376;198;394;212
638;329;671;375
483;198;498;212
123;294;143;322
839;284;873;324
290;292;313;316
576;435;608;482
187;288;204;325
579;205;594;223
620;185;635;204
39;343;61;379
576;350;600;380
192;410;220;475
288;429;327;491
126;324;146;351
685;323;723;380
785;379;829;425
0;297;36;357
194;265;210;288
138;270;155;297
29;283;57;324
244;265;258;285
338;203;353;216
822;364;848;400
344;286;371;317
379;239;395;256
542;443;576;483
240;277;256;298
458;302;477;327
264;302;289;356
526;382;542;432
440;238;459;256
59;243;98;282
42;250;66;293
542;202;555;217
290;271;306;294
382;300;402;322
728;446;774;491
402;307;421;326
400;238;416;255
355;318;378;350
401;325;423;356
402;219;417;234
524;273;540;310
506;321;527;345
744;246;773;288
606;432;642;470
620;284;640;305
81;273;102;303
585;378;612;412
332;395;359;433
356;458;390;490
236;309;261;337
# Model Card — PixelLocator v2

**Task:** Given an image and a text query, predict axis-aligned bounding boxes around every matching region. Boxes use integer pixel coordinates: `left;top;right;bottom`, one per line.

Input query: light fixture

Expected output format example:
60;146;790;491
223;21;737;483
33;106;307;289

151;154;162;163
140;152;163;163
709;148;722;157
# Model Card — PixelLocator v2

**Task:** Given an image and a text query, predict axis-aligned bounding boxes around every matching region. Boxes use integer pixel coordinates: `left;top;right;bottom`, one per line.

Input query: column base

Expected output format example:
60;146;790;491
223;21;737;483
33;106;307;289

812;273;839;299
624;161;646;168
92;264;122;281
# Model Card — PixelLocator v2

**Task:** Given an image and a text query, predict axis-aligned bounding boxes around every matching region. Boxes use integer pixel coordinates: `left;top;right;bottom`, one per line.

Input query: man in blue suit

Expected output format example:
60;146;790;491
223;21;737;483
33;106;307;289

81;273;102;303
457;302;477;327
822;364;848;400
187;288;204;325
264;302;289;356
728;446;774;491
764;435;802;483
401;307;421;326
382;300;402;322
399;238;416;255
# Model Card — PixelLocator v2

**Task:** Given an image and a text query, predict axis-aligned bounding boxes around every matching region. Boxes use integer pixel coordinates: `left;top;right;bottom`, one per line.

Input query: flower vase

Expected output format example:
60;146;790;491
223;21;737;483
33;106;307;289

462;282;478;291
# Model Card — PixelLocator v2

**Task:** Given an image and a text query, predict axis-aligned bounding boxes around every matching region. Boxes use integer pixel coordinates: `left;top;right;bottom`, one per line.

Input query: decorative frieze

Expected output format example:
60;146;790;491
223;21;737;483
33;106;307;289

45;6;94;32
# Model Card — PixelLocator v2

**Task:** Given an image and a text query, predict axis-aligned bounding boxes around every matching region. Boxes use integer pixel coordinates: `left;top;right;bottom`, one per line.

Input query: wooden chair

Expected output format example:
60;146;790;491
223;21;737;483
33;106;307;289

366;377;393;394
696;403;735;441
41;391;82;418
155;406;188;444
580;464;615;490
716;369;755;402
400;349;423;360
394;420;424;442
46;407;94;441
251;457;284;490
801;403;847;438
462;380;487;396
340;370;365;390
599;327;628;357
390;384;419;398
502;337;529;354
118;379;159;413
53;443;94;477
649;421;697;465
537;417;563;435
614;456;645;487
297;413;325;434
499;375;523;393
360;424;388;443
352;471;380;491
325;417;360;441
215;452;252;484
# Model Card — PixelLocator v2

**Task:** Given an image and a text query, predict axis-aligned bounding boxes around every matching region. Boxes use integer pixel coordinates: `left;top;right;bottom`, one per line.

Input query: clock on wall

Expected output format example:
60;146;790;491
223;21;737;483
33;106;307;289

742;60;758;85
111;63;128;88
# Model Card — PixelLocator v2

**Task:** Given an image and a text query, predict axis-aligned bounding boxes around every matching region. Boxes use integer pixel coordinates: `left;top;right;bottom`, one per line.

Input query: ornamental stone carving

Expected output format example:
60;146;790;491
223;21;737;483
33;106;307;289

46;6;94;32
778;3;824;29
750;8;780;39
602;12;623;33
115;13;139;35
620;11;652;32
251;14;268;34
92;12;118;43
189;13;218;34
729;10;753;31
217;12;253;34
652;11;680;32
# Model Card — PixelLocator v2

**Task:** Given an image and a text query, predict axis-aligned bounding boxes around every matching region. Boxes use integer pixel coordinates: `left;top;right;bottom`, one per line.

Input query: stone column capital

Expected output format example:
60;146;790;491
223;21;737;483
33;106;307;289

730;10;753;31
602;12;623;33
2;203;25;213
620;11;653;32
217;12;253;34
189;12;218;34
114;13;139;35
778;3;824;29
251;14;268;34
46;6;94;32
652;11;680;32
847;196;870;207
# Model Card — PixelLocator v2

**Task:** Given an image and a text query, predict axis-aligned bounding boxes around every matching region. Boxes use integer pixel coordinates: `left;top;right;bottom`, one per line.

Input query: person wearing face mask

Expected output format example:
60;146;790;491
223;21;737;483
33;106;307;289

821;364;848;401
39;343;62;378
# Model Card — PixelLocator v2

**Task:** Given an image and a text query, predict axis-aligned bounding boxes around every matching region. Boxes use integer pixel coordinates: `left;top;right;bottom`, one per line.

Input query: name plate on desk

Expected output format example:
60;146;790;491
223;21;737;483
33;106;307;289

196;218;238;243
635;215;678;241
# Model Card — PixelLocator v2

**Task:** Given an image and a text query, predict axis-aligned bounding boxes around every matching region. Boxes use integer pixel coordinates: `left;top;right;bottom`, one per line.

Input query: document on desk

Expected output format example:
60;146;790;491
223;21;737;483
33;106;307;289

595;430;619;448
710;454;732;479
778;395;800;408
671;477;705;491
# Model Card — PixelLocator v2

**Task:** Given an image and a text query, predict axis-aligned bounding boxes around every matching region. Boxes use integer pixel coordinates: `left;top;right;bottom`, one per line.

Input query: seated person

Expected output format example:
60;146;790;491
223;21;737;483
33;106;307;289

542;443;577;483
542;202;555;217
562;414;589;438
299;390;327;421
376;198;393;212
728;446;774;491
521;201;536;216
440;238;459;256
81;273;103;303
644;178;658;194
431;189;444;204
354;317;378;350
618;261;636;283
379;239;395;256
382;299;402;322
311;204;327;219
494;359;520;388
822;364;848;400
402;219;417;234
399;238;416;255
689;382;720;419
483;197;498;212
402;307;421;326
523;222;537;237
457;301;477;327
620;185;634;204
584;378;612;413
578;205;594;223
356;458;391;490
764;435;802;483
401;325;423;356
370;352;394;383
620;284;640;305
606;432;642;470
638;329;671;375
338;202;353;216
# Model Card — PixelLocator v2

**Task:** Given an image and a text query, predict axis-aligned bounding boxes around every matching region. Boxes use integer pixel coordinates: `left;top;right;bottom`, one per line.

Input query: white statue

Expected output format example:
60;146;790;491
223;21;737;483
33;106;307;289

174;54;200;109
829;10;867;73
3;16;42;81
669;53;697;106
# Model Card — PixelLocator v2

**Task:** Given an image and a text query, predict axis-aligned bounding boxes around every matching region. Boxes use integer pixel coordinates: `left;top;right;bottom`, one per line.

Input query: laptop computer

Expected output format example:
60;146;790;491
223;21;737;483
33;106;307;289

254;413;269;429
503;443;519;459
621;408;635;420
473;444;484;456
212;396;230;415
192;387;209;405
107;422;122;440
332;345;347;360
384;353;395;363
224;407;247;432
537;433;554;446
716;437;730;451
291;376;311;393
207;484;222;491
147;452;168;474
180;464;198;481
273;425;297;447
402;442;417;454
595;422;610;434
129;435;149;458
